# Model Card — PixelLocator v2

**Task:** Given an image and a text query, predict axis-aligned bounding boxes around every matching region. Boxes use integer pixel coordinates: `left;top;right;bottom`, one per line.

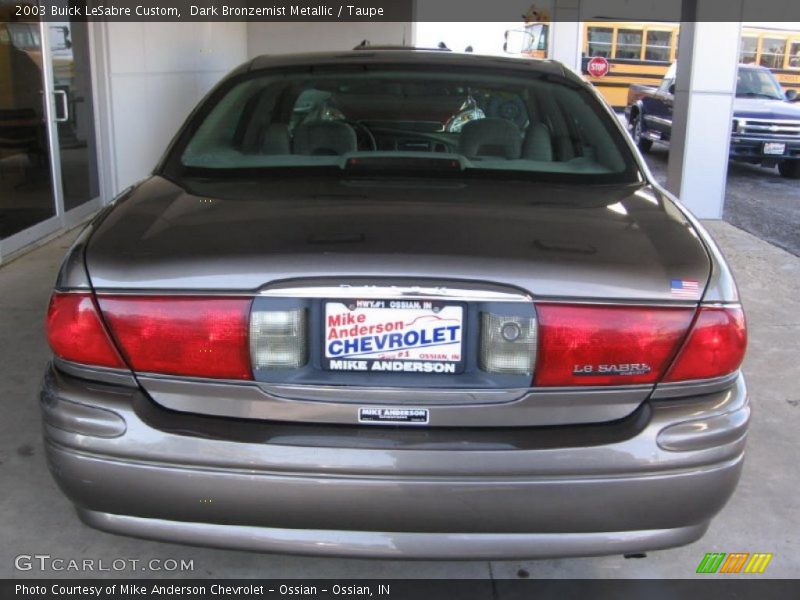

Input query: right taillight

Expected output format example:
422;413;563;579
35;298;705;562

662;306;747;382
533;303;746;387
533;304;695;386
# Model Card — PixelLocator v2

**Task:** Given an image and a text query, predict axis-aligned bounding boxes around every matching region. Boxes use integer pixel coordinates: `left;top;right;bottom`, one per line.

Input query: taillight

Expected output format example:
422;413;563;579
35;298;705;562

534;304;695;386
663;306;746;382
46;292;127;369
97;296;253;380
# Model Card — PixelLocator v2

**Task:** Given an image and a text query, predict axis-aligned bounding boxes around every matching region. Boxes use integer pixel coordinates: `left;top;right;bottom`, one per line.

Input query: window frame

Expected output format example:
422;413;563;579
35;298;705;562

787;39;800;70
613;27;645;61
643;28;673;63
740;36;758;65
758;36;788;70
586;25;614;59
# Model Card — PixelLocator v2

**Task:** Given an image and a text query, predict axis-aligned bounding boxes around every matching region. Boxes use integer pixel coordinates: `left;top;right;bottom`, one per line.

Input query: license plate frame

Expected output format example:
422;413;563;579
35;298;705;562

764;142;786;155
322;298;465;375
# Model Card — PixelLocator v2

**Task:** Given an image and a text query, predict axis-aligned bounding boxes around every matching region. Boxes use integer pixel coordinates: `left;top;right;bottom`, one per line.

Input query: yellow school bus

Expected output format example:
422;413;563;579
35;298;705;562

523;22;800;108
581;21;679;108
740;28;800;92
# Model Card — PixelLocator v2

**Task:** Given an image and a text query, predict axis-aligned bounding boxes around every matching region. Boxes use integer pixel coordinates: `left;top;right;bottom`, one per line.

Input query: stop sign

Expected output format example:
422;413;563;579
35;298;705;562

587;56;610;78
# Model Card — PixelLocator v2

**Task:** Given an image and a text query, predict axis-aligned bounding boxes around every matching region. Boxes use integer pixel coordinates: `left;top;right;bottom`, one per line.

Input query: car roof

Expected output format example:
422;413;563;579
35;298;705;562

246;48;573;80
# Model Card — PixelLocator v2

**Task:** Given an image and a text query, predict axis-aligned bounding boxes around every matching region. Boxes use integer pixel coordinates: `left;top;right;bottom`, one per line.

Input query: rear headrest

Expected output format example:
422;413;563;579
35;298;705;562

458;118;521;160
293;120;357;156
522;123;553;161
259;123;290;155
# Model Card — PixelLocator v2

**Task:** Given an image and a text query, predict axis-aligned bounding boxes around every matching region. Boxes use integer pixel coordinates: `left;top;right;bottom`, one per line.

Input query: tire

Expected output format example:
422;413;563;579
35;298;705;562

629;113;653;153
778;160;800;179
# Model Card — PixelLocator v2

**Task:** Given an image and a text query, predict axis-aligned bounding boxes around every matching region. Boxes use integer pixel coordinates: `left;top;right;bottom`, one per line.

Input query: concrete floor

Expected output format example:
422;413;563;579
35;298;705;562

1;218;798;580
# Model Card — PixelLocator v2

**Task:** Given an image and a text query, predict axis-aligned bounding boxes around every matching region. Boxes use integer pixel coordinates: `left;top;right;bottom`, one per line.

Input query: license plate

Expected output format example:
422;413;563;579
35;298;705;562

323;299;464;374
764;142;786;155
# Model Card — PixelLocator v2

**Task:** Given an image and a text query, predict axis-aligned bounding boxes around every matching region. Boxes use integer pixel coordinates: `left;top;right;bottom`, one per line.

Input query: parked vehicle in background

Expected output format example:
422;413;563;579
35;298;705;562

626;63;800;178
521;21;800;108
42;49;748;559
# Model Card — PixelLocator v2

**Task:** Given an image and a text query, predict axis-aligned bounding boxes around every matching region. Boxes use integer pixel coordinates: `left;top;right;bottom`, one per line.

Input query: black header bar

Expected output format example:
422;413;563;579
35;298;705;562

4;579;800;600
9;0;800;23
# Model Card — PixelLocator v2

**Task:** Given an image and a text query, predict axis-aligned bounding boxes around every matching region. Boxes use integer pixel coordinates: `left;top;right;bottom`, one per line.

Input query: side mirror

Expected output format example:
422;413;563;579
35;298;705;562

503;29;533;55
786;89;798;102
668;84;676;95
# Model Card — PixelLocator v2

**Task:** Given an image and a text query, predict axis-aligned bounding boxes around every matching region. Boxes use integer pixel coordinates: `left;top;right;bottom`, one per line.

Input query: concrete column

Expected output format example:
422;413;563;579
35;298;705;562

548;1;582;73
666;1;743;218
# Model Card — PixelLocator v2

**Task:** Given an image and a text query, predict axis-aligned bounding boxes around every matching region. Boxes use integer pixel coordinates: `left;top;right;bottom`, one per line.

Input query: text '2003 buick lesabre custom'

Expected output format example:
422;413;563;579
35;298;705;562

41;49;748;559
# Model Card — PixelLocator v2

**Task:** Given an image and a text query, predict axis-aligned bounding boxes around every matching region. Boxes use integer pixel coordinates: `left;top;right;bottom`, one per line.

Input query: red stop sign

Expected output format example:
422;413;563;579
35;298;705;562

587;56;610;78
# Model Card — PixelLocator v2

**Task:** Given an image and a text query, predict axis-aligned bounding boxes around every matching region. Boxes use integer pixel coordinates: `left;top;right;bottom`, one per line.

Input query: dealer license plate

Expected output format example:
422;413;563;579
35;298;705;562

323;299;464;374
764;142;786;155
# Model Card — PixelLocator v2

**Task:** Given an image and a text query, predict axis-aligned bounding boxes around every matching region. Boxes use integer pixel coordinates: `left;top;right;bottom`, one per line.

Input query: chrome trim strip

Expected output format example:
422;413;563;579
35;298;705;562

651;371;741;400
92;289;258;297
732;135;800;141
88;289;700;308
532;297;698;307
643;114;672;127
262;384;529;405
700;302;743;309
259;282;532;303
135;371;653;397
742;124;800;130
740;118;800;126
54;358;137;387
137;375;651;426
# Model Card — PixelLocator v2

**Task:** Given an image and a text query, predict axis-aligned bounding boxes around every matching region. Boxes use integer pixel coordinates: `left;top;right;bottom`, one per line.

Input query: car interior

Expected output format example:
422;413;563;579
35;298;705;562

180;71;630;175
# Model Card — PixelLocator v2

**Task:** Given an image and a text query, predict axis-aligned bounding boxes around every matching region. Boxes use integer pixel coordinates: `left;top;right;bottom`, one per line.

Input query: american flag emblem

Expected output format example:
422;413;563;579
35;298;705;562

671;279;699;298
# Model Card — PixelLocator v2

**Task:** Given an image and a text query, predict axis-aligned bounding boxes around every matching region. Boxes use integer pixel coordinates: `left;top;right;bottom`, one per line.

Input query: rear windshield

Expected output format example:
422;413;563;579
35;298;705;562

166;64;640;183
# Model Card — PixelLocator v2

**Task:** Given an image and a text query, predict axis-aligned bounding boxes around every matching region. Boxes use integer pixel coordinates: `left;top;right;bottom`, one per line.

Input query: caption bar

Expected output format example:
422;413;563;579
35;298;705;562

12;0;800;22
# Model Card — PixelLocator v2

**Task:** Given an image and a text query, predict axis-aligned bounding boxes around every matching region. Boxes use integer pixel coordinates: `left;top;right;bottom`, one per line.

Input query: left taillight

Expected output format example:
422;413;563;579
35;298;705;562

97;296;254;380
46;292;127;369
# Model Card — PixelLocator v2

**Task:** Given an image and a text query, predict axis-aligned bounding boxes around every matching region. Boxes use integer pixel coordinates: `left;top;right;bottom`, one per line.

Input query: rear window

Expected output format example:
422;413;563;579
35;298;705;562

167;64;639;183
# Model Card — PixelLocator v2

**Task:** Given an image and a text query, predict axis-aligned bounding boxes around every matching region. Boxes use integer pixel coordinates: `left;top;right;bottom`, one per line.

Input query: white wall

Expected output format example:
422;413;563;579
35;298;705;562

414;22;519;55
102;22;414;193
104;22;247;191
247;22;410;56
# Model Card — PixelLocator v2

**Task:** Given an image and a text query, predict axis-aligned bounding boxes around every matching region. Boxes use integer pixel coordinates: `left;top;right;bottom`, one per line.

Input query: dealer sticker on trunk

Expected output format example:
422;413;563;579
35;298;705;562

323;299;464;374
359;407;430;425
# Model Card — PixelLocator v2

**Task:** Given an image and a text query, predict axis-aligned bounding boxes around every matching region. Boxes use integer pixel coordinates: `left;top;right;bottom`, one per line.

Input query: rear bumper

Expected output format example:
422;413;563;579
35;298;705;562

77;509;709;560
41;364;749;559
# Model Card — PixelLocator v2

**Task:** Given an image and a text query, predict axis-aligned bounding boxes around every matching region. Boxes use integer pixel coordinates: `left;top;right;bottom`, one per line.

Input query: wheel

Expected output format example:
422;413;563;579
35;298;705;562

778;160;800;179
629;113;653;153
